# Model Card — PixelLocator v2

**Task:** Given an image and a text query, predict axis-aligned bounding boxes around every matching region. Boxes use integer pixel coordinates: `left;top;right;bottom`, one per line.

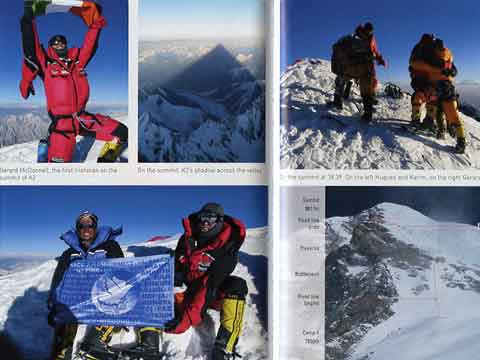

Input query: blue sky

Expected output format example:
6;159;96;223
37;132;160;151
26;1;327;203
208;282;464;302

140;0;265;40
281;0;480;83
0;0;128;106
0;186;268;255
327;187;480;225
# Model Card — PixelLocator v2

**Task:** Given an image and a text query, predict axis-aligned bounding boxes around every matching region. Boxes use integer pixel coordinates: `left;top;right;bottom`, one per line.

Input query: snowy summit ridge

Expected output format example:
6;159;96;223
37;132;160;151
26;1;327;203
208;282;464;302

281;59;480;169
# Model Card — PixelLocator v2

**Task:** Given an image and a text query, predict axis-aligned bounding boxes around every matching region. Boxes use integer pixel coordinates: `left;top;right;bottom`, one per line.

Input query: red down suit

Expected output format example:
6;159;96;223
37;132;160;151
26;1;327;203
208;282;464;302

20;8;127;162
167;214;248;334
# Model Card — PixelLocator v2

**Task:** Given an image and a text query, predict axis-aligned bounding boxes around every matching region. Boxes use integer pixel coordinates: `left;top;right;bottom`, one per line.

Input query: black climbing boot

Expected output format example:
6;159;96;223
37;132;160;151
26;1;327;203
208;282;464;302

455;137;466;154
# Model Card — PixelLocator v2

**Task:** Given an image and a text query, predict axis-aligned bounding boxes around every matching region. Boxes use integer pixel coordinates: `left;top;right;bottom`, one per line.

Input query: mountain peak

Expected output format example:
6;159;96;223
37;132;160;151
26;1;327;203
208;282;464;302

281;58;480;170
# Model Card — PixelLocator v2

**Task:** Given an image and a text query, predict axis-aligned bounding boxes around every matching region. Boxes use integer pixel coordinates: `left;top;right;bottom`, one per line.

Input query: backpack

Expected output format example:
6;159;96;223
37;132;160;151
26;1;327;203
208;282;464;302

331;35;372;74
410;40;444;68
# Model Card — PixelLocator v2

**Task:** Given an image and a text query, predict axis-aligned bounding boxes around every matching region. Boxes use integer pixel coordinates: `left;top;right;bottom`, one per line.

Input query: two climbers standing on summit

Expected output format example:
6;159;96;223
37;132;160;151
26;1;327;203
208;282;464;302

328;22;466;154
409;33;466;153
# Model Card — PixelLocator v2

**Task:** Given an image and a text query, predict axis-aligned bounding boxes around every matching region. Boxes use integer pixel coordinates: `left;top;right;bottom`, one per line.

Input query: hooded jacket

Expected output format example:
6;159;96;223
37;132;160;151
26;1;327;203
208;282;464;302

20;13;106;116
48;226;123;308
174;215;246;285
354;25;385;65
167;215;246;334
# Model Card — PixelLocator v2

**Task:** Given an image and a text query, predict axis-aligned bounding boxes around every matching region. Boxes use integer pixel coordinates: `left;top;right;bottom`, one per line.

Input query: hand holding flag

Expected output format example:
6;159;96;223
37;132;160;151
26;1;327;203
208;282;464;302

25;0;103;27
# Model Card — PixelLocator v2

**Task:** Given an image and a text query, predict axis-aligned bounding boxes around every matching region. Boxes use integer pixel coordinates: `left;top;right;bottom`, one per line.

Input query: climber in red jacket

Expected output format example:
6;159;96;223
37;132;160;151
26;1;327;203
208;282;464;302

122;203;248;360
20;1;127;162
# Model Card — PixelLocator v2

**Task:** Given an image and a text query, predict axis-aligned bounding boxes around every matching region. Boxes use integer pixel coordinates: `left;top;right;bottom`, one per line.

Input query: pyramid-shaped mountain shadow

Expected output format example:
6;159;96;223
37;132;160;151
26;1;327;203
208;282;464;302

163;44;256;93
141;43;263;116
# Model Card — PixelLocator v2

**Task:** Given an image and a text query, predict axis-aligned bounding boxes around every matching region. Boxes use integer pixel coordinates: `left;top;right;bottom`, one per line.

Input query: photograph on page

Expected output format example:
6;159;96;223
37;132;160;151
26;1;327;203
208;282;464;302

325;186;480;360
0;0;129;163
0;186;268;360
138;0;266;163
280;0;480;169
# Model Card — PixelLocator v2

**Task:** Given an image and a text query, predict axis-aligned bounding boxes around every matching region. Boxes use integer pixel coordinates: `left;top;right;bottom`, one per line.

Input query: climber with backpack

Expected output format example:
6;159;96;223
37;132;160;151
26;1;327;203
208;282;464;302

409;36;466;153
329;22;387;122
409;34;444;136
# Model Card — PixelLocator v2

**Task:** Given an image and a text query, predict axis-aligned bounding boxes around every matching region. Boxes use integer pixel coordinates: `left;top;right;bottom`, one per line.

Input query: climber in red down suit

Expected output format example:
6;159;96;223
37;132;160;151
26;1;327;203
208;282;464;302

20;2;127;162
166;203;248;360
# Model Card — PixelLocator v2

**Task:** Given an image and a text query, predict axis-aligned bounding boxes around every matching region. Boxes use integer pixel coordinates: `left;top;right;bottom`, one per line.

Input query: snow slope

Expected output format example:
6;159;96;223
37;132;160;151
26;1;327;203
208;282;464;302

281;59;480;169
0;113;129;163
0;228;268;360
326;203;480;360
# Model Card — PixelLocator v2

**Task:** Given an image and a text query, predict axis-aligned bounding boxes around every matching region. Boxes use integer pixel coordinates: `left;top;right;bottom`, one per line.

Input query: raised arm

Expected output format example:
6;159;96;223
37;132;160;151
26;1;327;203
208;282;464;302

72;2;107;68
20;8;46;99
20;8;46;75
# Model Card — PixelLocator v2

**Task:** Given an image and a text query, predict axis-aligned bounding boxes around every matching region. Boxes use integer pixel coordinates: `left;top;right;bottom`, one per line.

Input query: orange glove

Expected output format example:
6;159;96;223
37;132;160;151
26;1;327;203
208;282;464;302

70;1;103;27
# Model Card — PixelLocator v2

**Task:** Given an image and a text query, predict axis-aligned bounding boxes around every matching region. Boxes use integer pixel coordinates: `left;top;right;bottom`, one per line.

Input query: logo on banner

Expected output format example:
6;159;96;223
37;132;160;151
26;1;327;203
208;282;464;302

91;270;137;315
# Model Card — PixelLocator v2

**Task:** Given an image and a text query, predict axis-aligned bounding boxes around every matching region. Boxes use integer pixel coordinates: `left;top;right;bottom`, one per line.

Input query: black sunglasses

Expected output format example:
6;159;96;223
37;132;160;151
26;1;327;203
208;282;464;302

198;213;218;224
77;223;96;230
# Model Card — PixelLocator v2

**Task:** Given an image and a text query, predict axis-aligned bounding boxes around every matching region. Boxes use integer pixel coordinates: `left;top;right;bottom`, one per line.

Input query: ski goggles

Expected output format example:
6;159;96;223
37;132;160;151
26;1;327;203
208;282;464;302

76;223;96;230
49;35;67;47
197;212;218;225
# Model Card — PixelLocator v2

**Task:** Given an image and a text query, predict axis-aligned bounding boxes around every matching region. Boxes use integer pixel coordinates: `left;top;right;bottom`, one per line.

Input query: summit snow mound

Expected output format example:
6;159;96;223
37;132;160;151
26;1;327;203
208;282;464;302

0;112;129;163
281;59;480;169
326;203;480;360
0;228;268;359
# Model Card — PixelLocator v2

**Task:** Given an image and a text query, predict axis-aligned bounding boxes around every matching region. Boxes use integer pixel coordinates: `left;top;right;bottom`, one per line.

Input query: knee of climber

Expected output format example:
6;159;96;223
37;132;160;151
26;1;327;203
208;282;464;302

442;100;459;123
48;133;76;163
426;103;437;119
412;91;426;106
218;296;246;353
139;327;162;342
61;324;78;347
411;108;421;122
359;78;375;98
442;101;465;138
221;276;248;299
411;101;422;121
111;122;128;143
334;76;347;96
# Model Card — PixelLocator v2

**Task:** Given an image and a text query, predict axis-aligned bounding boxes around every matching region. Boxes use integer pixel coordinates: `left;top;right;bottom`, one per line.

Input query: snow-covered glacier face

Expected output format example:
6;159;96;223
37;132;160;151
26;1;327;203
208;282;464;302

326;202;480;360
138;39;265;163
280;59;480;170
